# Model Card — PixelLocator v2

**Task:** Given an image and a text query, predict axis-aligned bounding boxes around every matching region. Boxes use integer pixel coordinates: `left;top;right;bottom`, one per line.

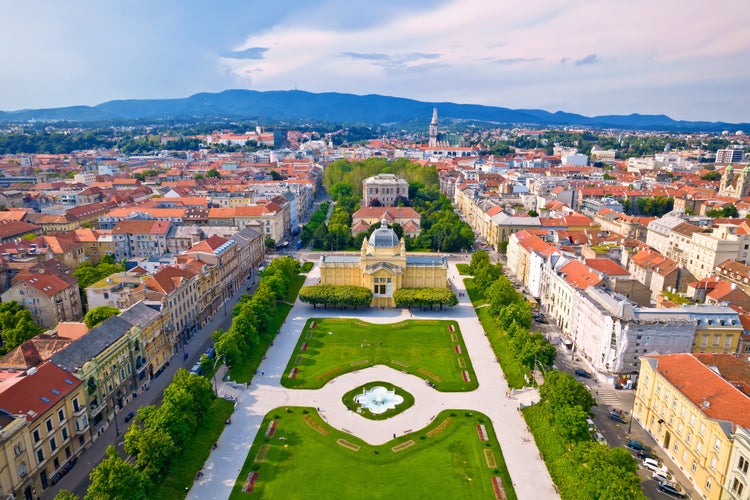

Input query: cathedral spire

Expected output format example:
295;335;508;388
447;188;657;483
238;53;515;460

429;107;438;148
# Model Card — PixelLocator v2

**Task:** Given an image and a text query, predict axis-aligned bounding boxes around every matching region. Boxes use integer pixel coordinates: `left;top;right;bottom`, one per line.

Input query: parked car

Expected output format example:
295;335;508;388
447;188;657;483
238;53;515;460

593;432;606;445
124;411;135;423
657;481;686;498
586;418;595;432
574;368;592;378
637;448;657;460
627;439;650;452
653;469;675;484
609;410;627;424
642;458;664;472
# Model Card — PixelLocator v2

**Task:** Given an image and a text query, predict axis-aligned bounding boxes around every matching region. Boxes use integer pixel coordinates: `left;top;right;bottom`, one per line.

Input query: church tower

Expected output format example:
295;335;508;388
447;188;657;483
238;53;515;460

428;107;439;148
719;165;750;199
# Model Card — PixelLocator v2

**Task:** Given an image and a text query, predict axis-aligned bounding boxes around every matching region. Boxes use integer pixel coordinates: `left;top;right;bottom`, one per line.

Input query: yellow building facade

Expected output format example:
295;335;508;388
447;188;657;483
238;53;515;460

635;353;750;500
318;222;448;308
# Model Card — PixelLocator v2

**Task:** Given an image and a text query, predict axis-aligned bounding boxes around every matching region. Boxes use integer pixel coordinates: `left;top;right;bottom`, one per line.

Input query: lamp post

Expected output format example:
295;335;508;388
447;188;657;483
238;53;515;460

114;407;120;437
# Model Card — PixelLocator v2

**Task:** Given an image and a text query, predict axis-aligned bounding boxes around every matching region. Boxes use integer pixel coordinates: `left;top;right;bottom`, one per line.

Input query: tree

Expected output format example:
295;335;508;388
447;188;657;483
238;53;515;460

527;209;539;217
84;306;120;329
54;490;79;500
270;170;282;180
700;170;721;181
469;251;491;274
553;405;590;443
206;168;220;178
85;446;147;500
0;301;44;354
539;370;597;414
124;425;176;477
264;237;276;250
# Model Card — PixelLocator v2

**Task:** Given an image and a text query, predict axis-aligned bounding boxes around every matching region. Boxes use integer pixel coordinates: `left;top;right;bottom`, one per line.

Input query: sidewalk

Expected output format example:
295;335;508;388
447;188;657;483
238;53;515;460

189;263;558;500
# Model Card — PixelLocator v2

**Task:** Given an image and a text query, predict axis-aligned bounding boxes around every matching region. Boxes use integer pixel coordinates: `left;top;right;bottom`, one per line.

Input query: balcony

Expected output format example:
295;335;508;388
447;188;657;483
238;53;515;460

89;401;107;417
72;405;86;418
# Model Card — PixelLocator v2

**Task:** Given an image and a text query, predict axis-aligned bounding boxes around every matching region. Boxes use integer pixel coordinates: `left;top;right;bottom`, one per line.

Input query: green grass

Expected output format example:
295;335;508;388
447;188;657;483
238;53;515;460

282;318;477;392
475;307;530;389
341;381;415;420
456;263;471;275
150;398;235;499
464;278;487;307
230;302;293;383
230;408;516;500
300;261;314;273
284;274;307;303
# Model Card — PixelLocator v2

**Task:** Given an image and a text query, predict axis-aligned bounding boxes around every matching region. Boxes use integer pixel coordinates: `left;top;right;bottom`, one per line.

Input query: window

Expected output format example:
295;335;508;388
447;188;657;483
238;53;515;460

740;456;749;474
732;478;745;495
50;437;57;452
713;334;722;347
715;438;721;451
61;427;68;441
699;423;706;436
58;408;65;423
711;457;717;470
696;441;702;453
692;461;697;473
690;414;696;426
706;478;712;491
33;428;41;443
686;432;692;444
13;443;23;456
45;418;53;432
73;397;80;412
701;334;709;347
725;335;734;348
36;448;44;464
19;462;26;478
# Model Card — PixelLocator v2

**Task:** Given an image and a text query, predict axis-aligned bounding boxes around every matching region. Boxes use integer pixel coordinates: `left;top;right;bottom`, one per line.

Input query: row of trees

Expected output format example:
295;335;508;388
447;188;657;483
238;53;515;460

299;202;330;247
535;371;644;498
620;196;674;217
213;257;300;368
298;284;372;309
393;288;458;310
64;369;215;499
470;251;556;371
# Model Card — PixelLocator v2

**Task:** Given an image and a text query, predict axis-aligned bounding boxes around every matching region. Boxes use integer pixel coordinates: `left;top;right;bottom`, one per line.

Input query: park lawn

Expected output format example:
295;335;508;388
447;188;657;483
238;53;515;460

230;302;293;383
230;408;515;500
282;318;477;392
456;263;471;275
300;261;314;273
284;274;307;303
464;278;487;307
150;398;235;499
475;307;530;389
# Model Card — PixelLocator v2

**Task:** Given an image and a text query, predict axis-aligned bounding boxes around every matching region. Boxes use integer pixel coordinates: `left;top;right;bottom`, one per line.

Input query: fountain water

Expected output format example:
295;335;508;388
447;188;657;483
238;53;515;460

354;386;404;415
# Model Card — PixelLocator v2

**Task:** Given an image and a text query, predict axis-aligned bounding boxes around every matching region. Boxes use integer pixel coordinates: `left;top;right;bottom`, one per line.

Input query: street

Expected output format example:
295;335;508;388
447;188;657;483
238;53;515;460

43;270;258;499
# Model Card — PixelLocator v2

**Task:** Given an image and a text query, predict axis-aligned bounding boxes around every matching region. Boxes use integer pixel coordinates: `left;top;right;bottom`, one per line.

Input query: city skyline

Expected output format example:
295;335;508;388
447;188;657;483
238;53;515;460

1;0;749;123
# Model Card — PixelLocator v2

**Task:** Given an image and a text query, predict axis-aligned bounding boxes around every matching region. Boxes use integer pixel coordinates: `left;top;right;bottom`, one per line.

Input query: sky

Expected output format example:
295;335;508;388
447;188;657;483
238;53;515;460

1;0;749;123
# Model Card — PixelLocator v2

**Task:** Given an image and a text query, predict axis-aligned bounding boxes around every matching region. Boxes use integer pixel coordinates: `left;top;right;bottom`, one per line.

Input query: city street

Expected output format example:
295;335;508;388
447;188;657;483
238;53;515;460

43;271;258;499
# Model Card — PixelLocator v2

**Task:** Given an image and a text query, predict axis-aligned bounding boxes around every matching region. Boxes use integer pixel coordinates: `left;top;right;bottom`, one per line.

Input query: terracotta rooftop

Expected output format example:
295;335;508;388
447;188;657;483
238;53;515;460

0;362;81;422
647;353;750;432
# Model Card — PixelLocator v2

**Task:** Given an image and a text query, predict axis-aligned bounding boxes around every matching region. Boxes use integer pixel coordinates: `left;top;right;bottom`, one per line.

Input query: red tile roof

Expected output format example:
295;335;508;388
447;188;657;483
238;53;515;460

0;362;81;422
647;353;750;431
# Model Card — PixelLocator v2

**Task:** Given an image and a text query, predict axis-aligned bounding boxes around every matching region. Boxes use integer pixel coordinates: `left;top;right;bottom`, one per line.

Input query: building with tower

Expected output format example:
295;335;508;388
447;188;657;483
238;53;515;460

718;165;750;199
429;107;439;148
318;220;448;308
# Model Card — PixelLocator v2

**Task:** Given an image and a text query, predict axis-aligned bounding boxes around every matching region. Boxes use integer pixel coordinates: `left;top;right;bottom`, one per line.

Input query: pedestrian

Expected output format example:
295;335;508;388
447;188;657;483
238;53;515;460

261;371;264;376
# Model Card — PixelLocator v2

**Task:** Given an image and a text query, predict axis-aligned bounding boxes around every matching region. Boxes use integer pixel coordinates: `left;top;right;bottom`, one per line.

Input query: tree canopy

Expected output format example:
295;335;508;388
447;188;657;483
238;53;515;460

0;301;44;355
299;285;373;309
85;446;147;500
84;306;120;329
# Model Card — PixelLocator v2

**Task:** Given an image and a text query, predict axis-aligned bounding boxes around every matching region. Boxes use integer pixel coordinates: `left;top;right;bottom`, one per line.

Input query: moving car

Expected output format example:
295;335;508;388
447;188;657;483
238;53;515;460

574;368;592;378
124;411;135;423
657;481;686;498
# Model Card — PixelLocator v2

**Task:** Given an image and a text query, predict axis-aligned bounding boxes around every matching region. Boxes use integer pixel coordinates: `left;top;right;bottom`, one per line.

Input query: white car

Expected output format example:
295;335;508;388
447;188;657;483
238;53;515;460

642;458;662;471
653;469;675;485
593;432;606;444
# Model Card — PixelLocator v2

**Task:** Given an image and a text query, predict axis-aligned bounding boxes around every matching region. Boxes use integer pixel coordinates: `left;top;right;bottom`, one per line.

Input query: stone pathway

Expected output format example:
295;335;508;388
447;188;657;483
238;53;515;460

189;264;559;500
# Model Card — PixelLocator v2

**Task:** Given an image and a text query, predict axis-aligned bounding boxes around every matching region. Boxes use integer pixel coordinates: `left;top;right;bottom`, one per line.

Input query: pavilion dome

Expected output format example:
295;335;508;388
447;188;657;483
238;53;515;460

368;219;400;248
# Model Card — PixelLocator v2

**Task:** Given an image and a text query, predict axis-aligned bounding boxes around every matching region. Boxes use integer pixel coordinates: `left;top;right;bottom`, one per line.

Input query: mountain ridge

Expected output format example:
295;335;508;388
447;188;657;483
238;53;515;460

0;89;746;132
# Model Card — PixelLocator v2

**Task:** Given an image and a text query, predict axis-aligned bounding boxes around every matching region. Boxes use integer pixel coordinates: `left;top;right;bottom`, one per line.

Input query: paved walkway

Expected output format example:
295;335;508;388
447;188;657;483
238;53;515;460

189;264;559;500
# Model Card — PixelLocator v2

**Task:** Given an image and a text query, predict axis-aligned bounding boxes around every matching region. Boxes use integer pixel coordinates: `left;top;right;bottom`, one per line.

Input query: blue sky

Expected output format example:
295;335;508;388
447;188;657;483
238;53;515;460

1;0;749;122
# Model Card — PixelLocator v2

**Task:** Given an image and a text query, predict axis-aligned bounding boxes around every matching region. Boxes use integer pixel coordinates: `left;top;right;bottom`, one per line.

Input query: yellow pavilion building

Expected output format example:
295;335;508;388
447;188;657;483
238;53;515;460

318;221;448;308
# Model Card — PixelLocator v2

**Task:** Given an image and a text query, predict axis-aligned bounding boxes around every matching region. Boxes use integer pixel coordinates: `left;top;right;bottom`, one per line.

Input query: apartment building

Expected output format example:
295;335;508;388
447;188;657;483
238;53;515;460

112;219;171;261
634;353;750;500
49;316;142;435
687;224;750;280
2;272;83;329
0;363;87;499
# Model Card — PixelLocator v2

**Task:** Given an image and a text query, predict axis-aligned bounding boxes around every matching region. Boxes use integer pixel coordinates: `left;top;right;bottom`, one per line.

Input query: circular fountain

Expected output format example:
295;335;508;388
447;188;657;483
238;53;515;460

354;386;404;415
